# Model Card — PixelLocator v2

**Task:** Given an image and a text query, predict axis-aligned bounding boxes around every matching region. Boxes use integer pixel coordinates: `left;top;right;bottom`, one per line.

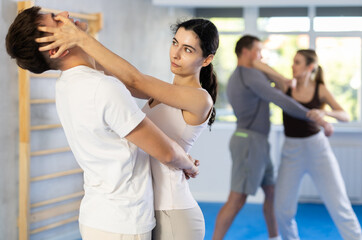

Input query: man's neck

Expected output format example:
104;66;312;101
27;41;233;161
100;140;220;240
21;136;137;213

237;56;252;68
59;48;95;71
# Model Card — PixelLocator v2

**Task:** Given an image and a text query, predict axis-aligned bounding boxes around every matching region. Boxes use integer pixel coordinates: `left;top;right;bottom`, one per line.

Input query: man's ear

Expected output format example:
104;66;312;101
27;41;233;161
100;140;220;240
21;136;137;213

48;48;57;57
202;54;214;67
241;47;248;57
48;47;69;58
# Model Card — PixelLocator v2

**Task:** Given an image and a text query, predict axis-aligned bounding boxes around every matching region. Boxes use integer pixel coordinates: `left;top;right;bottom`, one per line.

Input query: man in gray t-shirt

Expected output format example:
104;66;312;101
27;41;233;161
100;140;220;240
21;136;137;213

213;35;315;240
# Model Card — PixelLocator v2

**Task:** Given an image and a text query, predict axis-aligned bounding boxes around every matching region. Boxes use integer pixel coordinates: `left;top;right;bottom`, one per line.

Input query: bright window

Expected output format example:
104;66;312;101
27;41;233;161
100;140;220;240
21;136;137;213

204;7;362;125
314;17;362;32
258;17;310;32
213;34;240;122
316;37;361;121
210;18;244;32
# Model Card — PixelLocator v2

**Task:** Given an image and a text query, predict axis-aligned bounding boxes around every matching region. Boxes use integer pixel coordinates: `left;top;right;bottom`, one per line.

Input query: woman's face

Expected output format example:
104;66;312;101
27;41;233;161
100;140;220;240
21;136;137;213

292;53;311;79
169;27;206;76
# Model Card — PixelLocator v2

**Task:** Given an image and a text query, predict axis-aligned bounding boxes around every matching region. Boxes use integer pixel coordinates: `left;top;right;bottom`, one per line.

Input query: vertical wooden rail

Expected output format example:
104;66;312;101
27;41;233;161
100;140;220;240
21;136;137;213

88;13;103;37
17;2;33;240
18;67;31;240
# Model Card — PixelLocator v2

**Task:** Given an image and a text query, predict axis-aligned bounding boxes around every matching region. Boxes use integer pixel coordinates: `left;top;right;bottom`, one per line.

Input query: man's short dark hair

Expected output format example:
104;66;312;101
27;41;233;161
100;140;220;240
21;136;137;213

6;6;59;74
235;35;260;58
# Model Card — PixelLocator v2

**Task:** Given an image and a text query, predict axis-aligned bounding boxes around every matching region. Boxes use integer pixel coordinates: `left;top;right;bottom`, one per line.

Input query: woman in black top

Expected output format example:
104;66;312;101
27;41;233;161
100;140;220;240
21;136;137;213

253;49;361;240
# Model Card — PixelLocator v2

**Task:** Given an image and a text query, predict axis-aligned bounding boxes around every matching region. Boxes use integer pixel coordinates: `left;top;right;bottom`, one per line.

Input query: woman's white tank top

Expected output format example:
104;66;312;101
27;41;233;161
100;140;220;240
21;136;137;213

142;101;209;210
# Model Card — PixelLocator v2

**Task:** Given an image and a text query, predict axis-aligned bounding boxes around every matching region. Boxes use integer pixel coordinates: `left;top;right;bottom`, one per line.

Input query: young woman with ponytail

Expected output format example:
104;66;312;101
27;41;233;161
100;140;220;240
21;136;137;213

37;17;219;240
253;49;362;240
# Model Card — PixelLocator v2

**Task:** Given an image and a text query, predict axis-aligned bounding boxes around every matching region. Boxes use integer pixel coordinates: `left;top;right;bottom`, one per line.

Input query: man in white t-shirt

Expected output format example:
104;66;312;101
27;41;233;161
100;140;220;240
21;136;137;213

6;7;198;240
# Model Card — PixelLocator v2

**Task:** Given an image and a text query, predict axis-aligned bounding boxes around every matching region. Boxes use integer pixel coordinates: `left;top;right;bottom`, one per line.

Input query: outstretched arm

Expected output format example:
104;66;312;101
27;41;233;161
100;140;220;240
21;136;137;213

36;16;212;119
245;69;333;136
252;60;293;92
96;60;150;99
245;69;308;120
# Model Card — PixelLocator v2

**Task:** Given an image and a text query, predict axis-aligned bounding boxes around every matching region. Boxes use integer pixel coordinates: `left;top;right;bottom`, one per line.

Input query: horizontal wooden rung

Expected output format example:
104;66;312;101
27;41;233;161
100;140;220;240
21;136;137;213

30;215;78;235
31;124;62;131
31;168;83;182
31;191;84;208
30;199;81;223
29;73;60;78
31;147;71;157
30;99;55;104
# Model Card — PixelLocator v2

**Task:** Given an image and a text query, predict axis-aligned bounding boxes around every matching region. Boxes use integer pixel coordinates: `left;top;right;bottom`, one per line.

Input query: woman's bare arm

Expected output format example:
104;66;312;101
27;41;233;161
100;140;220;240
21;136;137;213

37;15;212;122
319;84;350;122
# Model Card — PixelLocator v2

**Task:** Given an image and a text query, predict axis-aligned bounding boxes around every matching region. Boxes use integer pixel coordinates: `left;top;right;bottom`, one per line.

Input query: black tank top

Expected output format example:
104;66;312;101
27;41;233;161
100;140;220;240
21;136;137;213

283;83;322;138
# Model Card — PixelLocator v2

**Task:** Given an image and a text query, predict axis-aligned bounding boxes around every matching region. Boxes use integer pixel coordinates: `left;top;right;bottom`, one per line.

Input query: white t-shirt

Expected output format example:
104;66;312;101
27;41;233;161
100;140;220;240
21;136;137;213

142;101;209;210
56;65;154;234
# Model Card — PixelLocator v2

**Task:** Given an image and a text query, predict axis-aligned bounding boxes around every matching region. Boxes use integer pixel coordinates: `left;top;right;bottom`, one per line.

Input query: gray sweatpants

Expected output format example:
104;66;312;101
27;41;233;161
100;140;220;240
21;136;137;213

230;128;274;195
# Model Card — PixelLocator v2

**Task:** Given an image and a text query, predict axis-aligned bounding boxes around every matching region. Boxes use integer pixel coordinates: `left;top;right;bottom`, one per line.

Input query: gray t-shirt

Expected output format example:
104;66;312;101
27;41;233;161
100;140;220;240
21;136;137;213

227;66;309;136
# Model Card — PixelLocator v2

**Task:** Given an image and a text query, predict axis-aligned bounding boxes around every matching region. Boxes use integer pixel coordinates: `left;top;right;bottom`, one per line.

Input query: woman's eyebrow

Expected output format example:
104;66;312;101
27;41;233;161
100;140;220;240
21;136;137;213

173;37;196;51
184;44;196;51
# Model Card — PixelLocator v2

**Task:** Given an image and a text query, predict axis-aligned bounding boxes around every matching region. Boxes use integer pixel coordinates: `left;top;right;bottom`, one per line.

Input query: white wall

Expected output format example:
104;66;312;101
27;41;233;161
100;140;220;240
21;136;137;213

0;0;20;239
0;0;193;239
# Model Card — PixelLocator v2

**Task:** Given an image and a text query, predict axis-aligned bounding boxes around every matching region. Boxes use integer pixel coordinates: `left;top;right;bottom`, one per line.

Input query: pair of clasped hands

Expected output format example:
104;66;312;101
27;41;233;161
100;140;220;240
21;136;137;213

36;15;201;180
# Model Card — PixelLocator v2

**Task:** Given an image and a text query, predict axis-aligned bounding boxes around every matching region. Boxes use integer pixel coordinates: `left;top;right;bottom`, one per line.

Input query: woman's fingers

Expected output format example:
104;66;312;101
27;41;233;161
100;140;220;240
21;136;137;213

38;26;57;33
51;46;68;59
39;41;62;51
36;35;56;43
55;15;80;31
54;14;70;23
75;21;88;31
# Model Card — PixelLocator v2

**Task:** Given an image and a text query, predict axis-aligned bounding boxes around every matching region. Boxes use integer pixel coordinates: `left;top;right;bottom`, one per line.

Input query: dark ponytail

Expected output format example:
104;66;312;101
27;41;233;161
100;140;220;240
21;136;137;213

314;65;325;85
200;63;217;127
173;18;219;128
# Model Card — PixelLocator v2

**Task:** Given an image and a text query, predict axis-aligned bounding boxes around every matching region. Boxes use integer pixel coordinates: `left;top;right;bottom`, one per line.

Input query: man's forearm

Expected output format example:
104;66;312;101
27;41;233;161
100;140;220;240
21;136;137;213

164;141;197;171
125;118;198;173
